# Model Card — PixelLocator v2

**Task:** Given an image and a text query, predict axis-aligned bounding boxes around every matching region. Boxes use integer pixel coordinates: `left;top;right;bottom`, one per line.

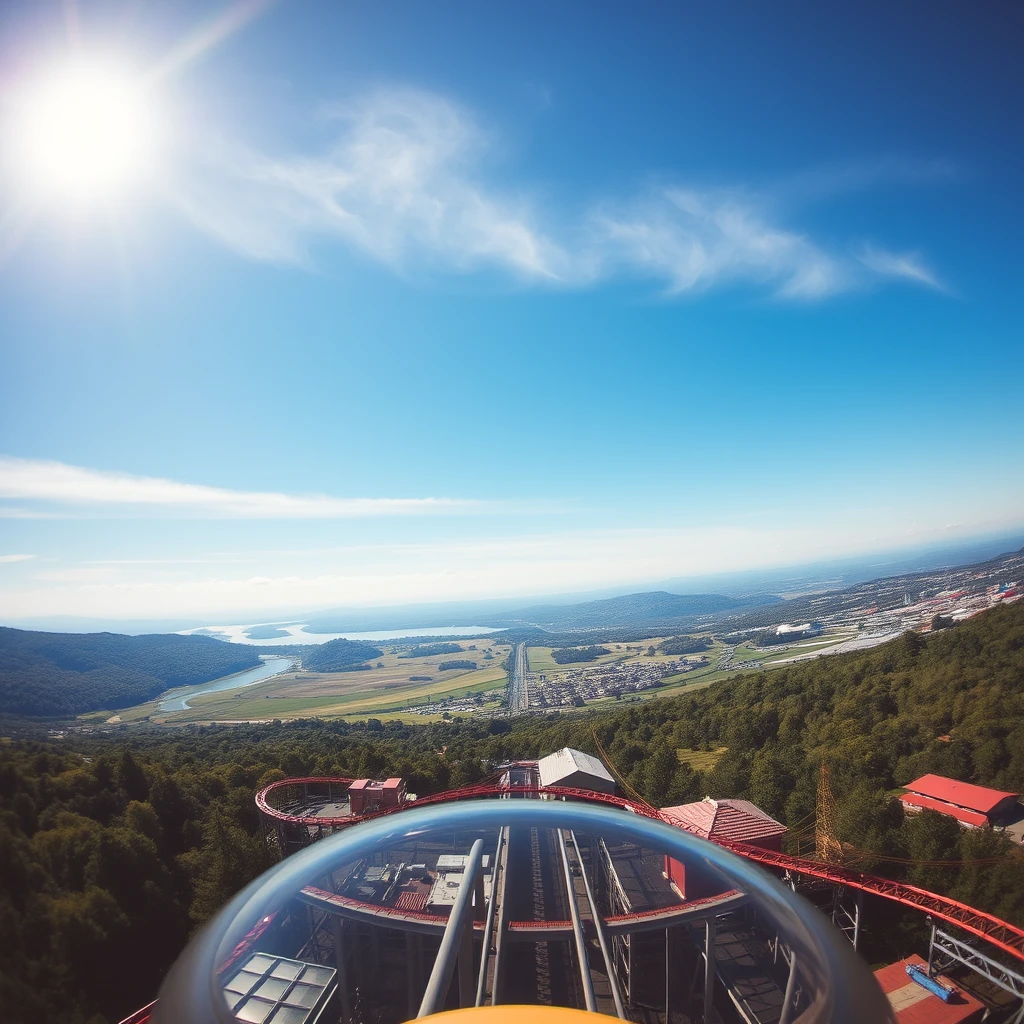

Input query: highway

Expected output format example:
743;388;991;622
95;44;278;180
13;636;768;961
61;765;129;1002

506;643;530;715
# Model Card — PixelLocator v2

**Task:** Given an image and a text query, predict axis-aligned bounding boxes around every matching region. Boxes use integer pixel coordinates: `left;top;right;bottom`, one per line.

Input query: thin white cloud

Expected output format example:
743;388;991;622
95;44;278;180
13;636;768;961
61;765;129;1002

168;87;946;300
592;188;847;299
0;456;487;519
174;89;566;277
0;553;35;563
858;246;943;290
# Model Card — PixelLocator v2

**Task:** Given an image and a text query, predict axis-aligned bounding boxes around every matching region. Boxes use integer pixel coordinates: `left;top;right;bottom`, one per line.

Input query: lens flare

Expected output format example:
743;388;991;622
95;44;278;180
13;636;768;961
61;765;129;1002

13;61;157;201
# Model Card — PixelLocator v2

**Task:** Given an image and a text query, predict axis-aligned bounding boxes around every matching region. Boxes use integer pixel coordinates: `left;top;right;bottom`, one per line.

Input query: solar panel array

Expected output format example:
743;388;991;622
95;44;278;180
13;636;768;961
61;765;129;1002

222;953;336;1024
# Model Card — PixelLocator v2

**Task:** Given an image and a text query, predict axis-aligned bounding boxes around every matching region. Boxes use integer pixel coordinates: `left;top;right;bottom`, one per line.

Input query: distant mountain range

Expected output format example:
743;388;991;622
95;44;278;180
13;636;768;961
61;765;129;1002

480;591;781;631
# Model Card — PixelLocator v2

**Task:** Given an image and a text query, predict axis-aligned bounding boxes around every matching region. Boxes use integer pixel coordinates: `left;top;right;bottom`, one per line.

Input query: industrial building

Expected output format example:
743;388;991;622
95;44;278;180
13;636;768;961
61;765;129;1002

349;777;408;815
900;774;1020;829
537;746;617;793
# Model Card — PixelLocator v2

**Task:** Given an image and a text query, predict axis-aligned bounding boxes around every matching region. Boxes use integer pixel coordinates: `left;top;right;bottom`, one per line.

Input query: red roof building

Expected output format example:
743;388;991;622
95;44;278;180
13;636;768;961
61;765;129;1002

348;777;408;815
900;775;1019;829
660;798;788;899
874;955;985;1024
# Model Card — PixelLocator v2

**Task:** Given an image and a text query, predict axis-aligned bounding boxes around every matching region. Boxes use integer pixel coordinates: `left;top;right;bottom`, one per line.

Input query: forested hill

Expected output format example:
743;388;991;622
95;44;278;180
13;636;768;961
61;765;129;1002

0;628;262;717
491;590;780;631
301;638;384;672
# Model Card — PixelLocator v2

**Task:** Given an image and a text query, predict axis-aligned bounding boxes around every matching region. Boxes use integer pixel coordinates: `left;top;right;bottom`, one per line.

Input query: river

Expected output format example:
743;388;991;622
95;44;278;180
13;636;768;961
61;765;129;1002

158;655;296;712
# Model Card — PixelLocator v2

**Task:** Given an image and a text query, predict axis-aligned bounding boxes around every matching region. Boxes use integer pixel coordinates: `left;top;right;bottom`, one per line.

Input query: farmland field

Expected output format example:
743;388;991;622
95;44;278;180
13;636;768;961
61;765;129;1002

118;641;511;724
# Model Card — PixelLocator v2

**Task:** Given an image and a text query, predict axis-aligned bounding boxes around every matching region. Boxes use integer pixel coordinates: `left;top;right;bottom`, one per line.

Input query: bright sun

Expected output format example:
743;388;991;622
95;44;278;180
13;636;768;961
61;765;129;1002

14;61;157;202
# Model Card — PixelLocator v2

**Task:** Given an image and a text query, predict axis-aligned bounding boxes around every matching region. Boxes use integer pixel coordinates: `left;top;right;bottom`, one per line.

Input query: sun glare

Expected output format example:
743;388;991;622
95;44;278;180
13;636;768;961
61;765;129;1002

14;61;158;202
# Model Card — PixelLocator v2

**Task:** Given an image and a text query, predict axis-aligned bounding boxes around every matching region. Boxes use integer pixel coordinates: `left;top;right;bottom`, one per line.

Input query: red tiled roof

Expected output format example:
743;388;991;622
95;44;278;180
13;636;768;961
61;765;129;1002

899;793;989;828
904;774;1017;815
395;891;429;912
660;798;787;843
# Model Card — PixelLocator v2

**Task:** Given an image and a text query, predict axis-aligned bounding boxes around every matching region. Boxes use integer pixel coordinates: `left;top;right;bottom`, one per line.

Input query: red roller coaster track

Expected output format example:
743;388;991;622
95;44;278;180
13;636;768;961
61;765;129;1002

117;773;1024;1024
257;776;1024;962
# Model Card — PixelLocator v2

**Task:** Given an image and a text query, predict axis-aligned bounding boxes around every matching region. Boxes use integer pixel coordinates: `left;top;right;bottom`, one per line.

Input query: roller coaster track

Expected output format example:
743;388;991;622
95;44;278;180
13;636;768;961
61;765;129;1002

257;776;1024;962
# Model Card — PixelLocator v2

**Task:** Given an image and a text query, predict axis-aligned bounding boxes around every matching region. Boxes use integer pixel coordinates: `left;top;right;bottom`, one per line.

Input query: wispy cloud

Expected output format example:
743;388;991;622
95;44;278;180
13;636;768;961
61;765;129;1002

169;87;947;300
0;553;35;564
174;90;566;277
591;188;848;299
0;456;489;519
857;246;944;291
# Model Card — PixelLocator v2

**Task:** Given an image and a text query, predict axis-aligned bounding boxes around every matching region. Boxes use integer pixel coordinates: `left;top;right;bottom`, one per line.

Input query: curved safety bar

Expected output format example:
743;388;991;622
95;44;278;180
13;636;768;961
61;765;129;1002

155;798;894;1024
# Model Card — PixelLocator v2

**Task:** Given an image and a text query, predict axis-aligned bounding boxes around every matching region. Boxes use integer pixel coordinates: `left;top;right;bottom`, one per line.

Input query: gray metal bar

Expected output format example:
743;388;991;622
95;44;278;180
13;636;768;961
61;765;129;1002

931;926;1024;997
406;932;417;1019
475;828;505;1006
778;951;798;1024
703;916;716;1024
417;838;486;1018
557;829;597;1013
491;828;513;1004
330;915;351;1023
665;928;671;1022
569;830;626;1019
459;919;474;1008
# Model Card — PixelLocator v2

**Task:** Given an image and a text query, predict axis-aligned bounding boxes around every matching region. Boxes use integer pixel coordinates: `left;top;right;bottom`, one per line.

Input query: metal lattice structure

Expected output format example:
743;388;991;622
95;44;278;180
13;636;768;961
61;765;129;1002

815;763;843;864
256;775;1024;963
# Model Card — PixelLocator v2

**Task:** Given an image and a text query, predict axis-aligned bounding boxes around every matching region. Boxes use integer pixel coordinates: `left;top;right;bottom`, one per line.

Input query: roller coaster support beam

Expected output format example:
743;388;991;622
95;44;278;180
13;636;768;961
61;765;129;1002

329;916;351;1022
570;830;626;1019
417;838;486;1018
929;923;1024;1023
557;828;598;1012
475;827;506;1006
704;916;716;1024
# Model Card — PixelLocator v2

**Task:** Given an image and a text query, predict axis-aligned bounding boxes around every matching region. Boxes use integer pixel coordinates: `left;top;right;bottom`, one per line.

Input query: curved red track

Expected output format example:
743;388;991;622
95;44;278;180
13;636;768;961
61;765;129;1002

258;776;1024;962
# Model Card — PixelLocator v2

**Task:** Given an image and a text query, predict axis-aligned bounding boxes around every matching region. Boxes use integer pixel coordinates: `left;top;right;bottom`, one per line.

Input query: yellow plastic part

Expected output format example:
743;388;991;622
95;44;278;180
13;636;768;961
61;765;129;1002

422;1008;618;1024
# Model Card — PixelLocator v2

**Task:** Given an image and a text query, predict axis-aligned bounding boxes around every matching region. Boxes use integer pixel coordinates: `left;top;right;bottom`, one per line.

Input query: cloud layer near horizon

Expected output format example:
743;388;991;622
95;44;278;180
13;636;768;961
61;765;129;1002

173;88;942;299
0;456;486;519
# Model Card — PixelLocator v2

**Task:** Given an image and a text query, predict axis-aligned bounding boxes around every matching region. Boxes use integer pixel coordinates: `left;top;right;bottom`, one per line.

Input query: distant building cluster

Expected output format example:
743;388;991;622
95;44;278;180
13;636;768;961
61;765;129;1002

529;656;705;710
776;621;823;636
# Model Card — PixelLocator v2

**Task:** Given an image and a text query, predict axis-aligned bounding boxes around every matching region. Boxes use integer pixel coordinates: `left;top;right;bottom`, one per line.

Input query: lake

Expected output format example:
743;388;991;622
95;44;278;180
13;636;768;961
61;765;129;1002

179;622;502;646
158;655;296;712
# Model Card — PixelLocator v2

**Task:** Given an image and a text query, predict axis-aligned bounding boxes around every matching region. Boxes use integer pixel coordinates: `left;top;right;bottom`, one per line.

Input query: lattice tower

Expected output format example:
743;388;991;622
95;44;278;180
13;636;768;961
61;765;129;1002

815;762;844;863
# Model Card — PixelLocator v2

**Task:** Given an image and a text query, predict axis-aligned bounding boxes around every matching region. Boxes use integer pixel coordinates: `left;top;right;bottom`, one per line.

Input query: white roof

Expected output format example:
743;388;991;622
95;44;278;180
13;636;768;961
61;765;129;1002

538;747;614;788
436;854;492;872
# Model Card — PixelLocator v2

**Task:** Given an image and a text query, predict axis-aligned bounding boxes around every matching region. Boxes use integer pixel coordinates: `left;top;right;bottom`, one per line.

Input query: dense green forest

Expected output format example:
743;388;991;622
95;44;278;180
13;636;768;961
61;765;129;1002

399;643;464;659
551;645;611;664
437;660;478;671
0;629;262;717
658;635;713;655
300;638;383;672
1;600;1023;1022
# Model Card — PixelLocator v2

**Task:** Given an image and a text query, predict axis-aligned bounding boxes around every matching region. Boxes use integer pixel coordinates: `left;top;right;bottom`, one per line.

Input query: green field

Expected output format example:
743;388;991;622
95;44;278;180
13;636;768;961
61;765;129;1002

113;629;865;727
164;664;507;723
109;642;511;725
677;746;728;771
730;642;764;663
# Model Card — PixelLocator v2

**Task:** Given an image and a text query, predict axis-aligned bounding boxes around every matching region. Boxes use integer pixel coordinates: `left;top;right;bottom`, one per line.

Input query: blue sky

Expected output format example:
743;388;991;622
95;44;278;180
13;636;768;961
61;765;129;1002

0;1;1022;623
